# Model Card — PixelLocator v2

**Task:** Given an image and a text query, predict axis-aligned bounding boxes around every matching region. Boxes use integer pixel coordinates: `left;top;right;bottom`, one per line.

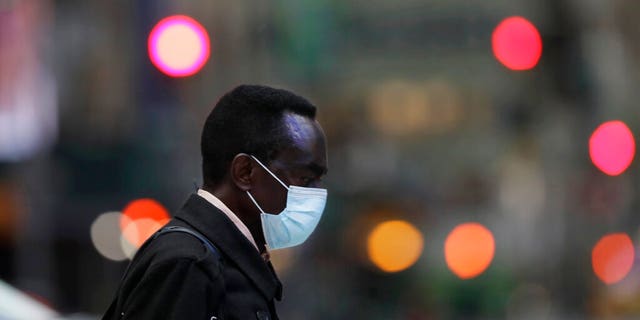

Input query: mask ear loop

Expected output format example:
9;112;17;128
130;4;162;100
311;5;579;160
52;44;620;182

249;155;290;190
246;191;266;214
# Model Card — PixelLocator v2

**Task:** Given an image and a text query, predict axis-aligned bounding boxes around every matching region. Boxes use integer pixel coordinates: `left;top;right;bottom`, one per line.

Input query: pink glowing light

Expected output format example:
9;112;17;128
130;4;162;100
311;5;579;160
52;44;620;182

148;15;210;77
492;16;542;71
589;121;635;176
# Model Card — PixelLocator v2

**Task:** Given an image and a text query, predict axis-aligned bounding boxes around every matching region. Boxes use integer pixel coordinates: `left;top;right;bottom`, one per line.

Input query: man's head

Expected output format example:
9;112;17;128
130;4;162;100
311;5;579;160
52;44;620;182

201;85;327;242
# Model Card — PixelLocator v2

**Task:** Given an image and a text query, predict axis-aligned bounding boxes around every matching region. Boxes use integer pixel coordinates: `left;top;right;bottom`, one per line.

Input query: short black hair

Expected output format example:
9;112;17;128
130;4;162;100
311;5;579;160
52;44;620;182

201;85;317;186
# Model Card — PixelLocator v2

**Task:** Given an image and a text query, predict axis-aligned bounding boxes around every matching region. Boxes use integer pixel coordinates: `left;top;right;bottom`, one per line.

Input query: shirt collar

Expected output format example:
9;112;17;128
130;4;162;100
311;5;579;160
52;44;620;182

196;189;259;252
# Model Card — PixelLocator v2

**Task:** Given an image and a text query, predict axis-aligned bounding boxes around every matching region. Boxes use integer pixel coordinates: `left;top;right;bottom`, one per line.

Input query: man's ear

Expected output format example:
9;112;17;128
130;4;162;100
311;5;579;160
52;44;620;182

230;154;254;191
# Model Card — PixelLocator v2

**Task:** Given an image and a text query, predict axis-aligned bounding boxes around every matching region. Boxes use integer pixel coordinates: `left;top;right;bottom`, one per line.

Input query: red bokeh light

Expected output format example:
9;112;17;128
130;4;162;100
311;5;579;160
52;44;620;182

492;16;542;71
120;198;170;248
592;233;634;285
589;121;635;176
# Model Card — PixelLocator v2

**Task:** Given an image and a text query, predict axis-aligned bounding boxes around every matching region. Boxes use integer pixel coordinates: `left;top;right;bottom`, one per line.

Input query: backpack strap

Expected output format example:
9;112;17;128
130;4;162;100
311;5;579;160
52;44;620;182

152;226;222;262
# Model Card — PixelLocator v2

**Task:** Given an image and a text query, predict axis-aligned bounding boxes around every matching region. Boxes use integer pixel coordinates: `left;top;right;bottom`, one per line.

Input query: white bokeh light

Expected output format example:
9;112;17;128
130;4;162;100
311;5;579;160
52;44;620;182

90;212;128;261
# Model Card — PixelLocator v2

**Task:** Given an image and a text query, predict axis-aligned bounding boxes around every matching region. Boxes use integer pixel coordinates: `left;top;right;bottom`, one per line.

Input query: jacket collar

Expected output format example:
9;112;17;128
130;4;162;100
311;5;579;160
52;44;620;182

175;194;282;301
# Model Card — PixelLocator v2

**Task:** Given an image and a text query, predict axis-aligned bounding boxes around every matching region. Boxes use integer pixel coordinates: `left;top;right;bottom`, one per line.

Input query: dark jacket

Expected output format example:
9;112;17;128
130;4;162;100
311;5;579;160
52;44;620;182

103;194;282;320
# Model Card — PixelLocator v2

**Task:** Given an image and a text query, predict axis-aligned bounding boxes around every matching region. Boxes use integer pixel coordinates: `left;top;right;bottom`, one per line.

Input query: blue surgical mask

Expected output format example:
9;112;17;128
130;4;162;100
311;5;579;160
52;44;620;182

246;155;327;250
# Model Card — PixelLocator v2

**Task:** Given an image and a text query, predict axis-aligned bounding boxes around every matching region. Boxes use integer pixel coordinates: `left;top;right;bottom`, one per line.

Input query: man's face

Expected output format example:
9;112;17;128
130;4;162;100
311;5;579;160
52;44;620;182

250;113;328;216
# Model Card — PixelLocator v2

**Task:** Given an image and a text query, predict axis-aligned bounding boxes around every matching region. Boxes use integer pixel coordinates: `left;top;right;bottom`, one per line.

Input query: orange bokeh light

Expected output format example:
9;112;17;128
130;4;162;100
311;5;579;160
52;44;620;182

445;222;495;279
367;220;424;273
592;233;634;285
120;198;170;248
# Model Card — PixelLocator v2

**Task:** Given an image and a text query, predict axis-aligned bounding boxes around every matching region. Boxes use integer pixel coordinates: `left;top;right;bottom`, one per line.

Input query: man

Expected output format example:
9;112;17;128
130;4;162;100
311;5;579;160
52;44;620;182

103;85;328;319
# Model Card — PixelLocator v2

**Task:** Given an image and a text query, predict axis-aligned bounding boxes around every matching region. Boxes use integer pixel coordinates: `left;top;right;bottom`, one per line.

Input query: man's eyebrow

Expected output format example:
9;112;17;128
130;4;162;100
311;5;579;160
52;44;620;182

307;162;328;176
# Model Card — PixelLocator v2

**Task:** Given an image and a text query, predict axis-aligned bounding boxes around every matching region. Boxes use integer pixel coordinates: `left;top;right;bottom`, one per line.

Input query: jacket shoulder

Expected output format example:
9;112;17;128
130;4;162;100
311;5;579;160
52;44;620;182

134;231;222;278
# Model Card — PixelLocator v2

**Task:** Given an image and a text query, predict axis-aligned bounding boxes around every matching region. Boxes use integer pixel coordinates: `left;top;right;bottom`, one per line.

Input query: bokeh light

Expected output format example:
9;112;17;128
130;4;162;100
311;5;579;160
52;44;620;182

492;16;542;71
367;79;463;137
589;121;635;176
121;218;165;251
90;212;128;261
367;220;424;273
445;222;495;279
592;233;634;285
119;216;138;260
120;198;170;248
148;15;210;77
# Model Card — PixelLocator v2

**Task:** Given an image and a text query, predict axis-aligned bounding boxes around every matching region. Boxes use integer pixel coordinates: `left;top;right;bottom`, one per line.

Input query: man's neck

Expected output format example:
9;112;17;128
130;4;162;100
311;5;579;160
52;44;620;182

202;184;268;253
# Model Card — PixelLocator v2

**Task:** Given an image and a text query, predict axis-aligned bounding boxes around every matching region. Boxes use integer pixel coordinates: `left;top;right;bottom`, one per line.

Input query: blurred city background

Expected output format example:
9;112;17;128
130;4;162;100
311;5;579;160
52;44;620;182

2;0;640;319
